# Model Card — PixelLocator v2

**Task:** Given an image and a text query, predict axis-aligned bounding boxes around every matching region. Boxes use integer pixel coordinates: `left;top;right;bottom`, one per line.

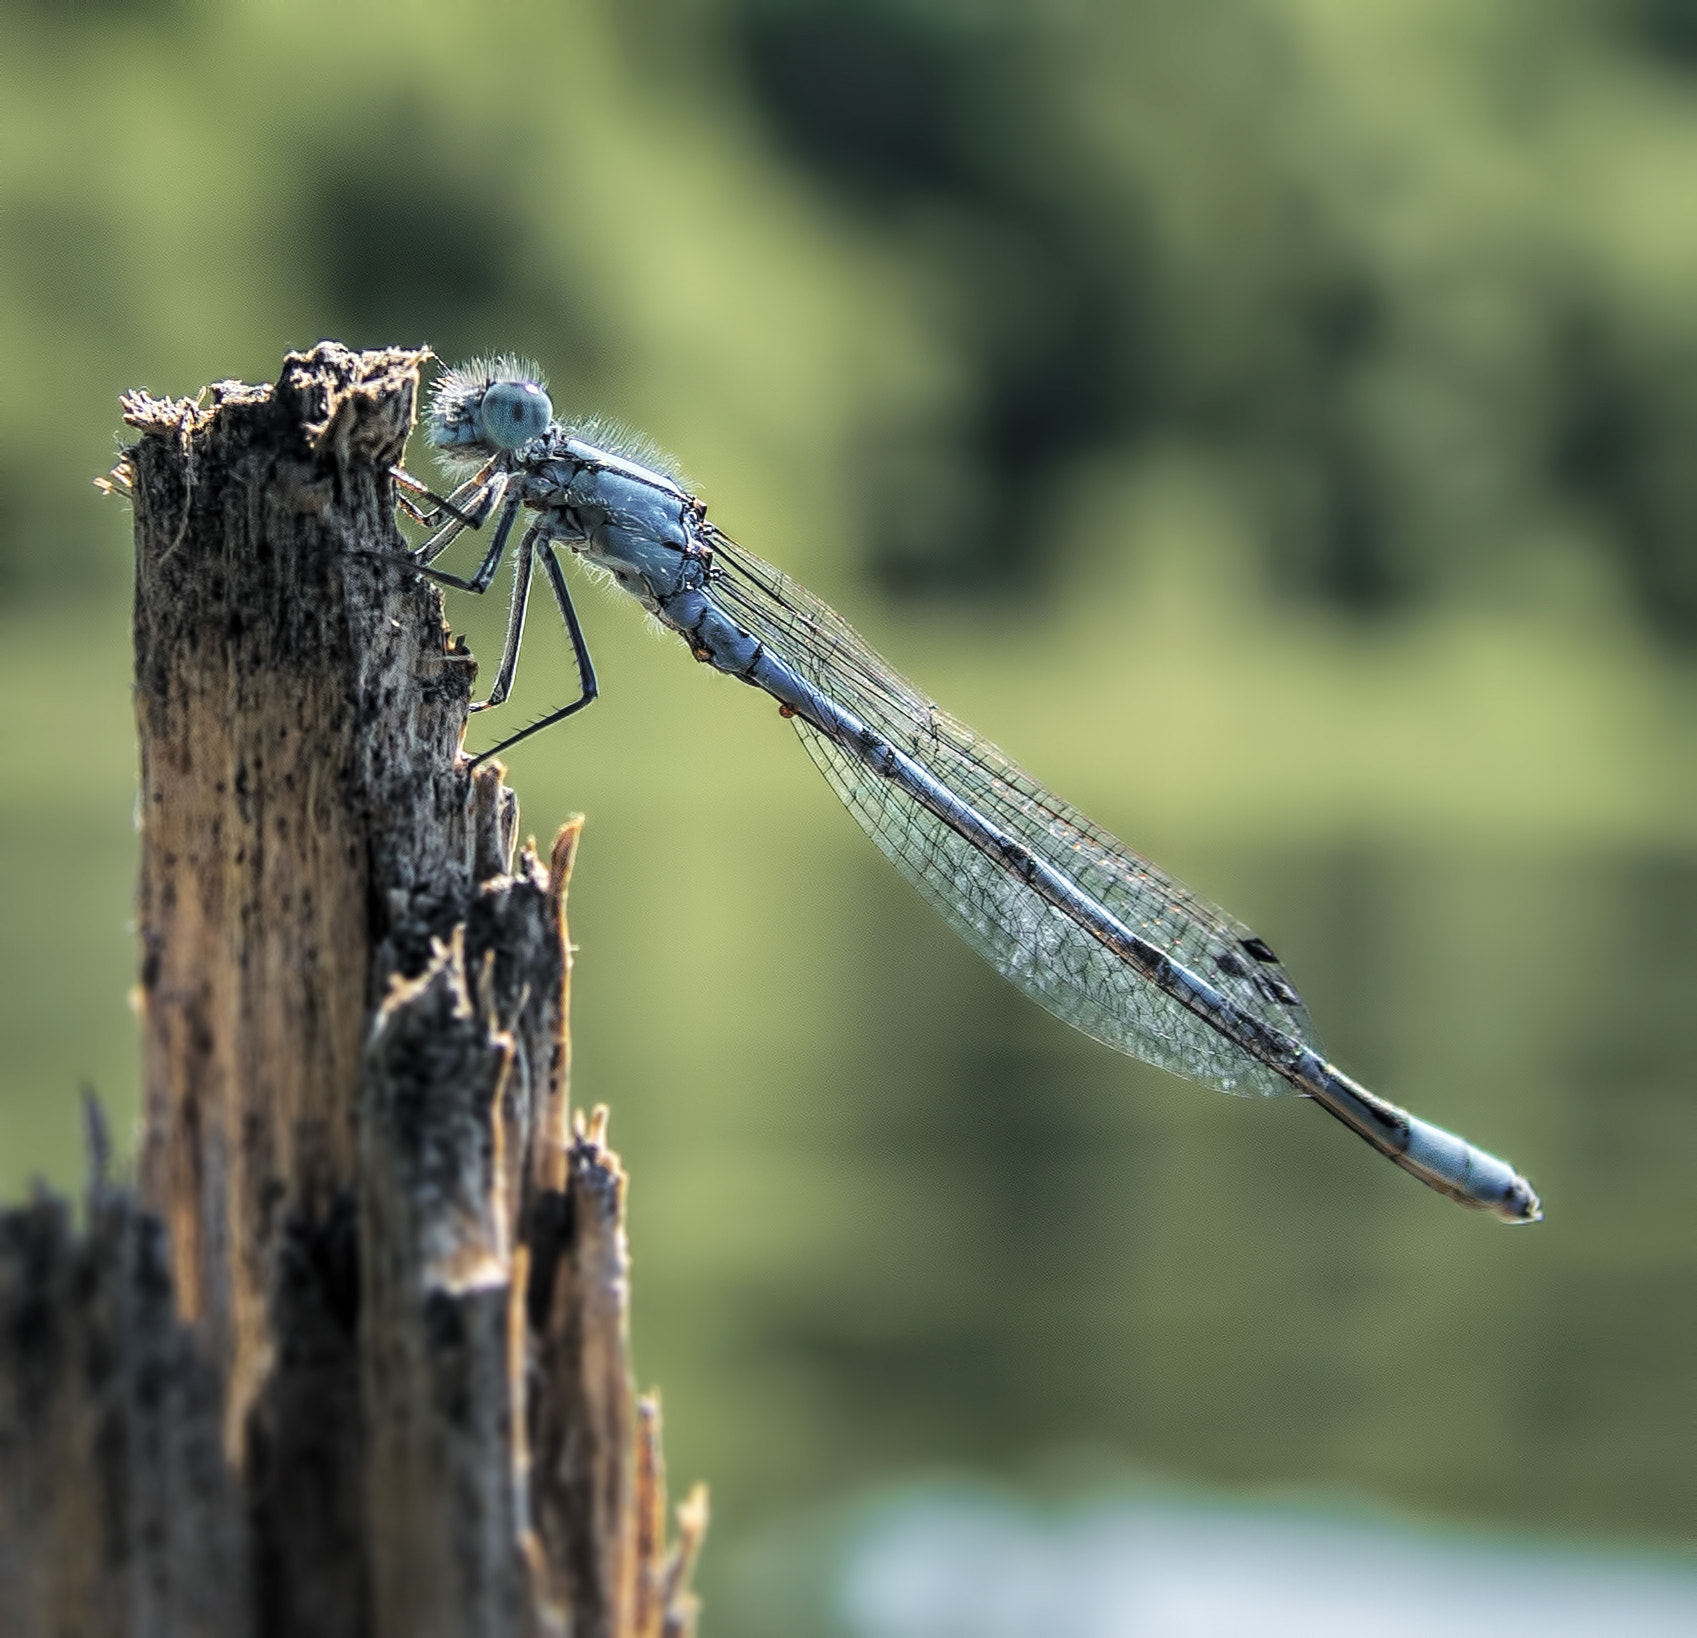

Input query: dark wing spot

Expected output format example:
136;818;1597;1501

1213;950;1251;979
1256;973;1302;1007
1240;935;1280;963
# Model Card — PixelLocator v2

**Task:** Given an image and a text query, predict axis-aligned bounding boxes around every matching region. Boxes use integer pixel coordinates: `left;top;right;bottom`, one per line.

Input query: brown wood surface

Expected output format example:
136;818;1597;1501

0;344;702;1638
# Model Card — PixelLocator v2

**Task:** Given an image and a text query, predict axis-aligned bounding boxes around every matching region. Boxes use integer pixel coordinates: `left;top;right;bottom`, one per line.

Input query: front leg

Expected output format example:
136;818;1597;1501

353;484;524;593
448;486;525;593
412;471;512;566
390;459;500;533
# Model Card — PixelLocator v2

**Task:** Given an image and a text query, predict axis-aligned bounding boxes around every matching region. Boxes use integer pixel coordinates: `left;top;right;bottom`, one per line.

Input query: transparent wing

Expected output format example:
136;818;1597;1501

705;526;1317;1098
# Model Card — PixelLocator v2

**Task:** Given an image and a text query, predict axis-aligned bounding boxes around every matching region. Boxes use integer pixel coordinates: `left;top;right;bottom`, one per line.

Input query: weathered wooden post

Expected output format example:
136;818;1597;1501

0;343;703;1638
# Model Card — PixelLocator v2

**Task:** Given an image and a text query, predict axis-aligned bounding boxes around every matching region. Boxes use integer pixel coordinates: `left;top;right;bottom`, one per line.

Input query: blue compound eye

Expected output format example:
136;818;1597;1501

479;379;553;449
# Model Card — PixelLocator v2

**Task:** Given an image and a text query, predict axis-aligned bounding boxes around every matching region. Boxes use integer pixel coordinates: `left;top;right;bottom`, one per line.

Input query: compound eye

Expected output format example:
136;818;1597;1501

479;379;553;450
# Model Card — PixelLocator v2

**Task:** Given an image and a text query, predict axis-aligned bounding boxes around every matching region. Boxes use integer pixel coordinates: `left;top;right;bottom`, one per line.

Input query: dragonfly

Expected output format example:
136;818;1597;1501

384;356;1542;1224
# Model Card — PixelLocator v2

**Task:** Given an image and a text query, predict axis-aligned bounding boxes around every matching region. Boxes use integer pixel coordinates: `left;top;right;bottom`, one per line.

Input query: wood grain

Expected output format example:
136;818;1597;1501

0;345;703;1638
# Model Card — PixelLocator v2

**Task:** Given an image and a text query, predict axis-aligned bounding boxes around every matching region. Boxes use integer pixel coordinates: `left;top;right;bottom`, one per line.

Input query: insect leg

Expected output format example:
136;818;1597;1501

412;486;524;592
466;543;600;766
353;484;525;594
414;471;511;566
390;459;500;532
470;520;540;712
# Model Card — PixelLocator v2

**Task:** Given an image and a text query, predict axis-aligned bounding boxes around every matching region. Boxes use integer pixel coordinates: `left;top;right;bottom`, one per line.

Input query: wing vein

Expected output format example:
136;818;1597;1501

705;527;1317;1098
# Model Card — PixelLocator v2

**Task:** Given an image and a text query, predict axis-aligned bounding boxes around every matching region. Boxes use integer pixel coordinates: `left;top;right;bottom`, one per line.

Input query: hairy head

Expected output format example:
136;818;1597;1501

427;356;554;470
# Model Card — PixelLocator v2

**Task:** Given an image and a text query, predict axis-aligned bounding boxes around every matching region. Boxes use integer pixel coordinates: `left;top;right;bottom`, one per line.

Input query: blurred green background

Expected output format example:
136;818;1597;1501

1;0;1692;1628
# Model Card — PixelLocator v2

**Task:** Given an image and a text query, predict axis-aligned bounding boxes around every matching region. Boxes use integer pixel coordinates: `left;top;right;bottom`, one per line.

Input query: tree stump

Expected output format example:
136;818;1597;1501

0;343;703;1638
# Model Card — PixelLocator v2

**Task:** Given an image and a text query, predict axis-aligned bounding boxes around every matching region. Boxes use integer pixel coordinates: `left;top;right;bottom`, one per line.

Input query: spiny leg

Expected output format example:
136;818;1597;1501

408;486;525;592
394;469;487;529
395;490;434;527
352;483;525;594
415;471;512;566
467;543;600;766
390;459;500;533
471;520;540;712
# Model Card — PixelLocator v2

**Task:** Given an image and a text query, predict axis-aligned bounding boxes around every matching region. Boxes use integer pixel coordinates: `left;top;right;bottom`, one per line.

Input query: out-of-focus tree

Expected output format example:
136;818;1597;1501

3;0;1696;640
715;0;1697;634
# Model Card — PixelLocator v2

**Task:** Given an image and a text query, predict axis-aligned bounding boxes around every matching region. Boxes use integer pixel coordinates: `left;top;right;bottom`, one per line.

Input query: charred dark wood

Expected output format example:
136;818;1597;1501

0;344;702;1638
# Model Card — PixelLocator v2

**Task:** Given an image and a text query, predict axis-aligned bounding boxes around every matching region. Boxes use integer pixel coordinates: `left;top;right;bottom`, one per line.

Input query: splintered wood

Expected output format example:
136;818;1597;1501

0;344;703;1638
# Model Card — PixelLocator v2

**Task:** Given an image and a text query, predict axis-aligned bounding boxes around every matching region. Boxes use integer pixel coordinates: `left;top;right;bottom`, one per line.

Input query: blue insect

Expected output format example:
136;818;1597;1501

384;357;1541;1223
